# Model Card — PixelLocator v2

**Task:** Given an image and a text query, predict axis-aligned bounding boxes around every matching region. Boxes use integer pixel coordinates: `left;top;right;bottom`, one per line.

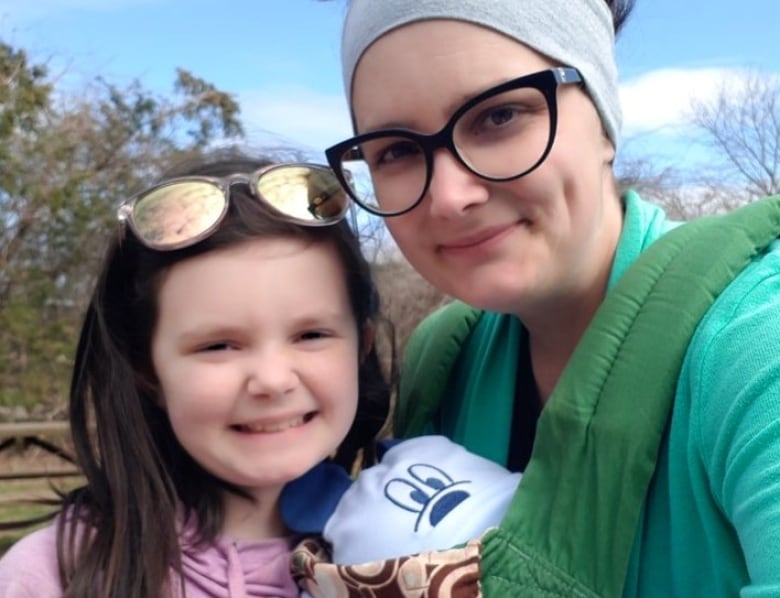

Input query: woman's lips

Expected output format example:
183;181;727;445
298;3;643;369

438;221;526;254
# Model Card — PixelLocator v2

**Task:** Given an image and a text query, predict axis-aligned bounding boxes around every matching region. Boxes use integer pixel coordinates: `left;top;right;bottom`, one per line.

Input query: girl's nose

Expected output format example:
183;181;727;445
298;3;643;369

246;352;298;399
425;150;490;219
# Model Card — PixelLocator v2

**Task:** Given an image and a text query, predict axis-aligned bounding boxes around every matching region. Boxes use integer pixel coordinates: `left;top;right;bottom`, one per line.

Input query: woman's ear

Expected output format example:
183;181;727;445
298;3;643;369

602;131;616;166
360;321;375;363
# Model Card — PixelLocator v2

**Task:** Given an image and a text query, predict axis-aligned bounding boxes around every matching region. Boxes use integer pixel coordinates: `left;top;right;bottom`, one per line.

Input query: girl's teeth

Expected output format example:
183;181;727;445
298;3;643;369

242;416;305;433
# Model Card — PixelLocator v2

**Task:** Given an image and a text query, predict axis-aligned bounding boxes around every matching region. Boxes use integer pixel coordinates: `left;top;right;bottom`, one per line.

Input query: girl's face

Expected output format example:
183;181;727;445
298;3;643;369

351;20;622;316
151;237;360;504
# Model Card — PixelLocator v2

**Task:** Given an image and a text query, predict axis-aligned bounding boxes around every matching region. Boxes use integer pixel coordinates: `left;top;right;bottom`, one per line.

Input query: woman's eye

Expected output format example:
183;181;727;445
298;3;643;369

489;106;517;126
374;140;421;167
475;105;523;131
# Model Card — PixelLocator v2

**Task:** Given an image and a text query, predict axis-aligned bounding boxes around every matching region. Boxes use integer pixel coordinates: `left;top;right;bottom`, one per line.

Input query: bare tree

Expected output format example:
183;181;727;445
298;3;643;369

373;259;448;356
0;41;245;417
690;71;780;199
614;71;779;220
617;153;750;220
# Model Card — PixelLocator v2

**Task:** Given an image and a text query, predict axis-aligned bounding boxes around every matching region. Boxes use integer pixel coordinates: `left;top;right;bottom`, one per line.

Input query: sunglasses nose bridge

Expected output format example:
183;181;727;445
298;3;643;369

117;202;132;222
224;173;253;191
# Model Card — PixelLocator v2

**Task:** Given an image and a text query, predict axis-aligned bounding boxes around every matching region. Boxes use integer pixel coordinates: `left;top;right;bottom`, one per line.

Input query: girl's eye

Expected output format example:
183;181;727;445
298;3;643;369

297;330;331;342
197;341;234;352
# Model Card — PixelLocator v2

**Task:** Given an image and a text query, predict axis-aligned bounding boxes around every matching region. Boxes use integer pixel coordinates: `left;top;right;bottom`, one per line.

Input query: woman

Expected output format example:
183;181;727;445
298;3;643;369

322;0;780;595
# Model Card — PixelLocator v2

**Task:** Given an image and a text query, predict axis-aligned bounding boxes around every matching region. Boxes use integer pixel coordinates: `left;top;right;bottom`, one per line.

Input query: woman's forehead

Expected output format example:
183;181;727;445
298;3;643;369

351;20;552;131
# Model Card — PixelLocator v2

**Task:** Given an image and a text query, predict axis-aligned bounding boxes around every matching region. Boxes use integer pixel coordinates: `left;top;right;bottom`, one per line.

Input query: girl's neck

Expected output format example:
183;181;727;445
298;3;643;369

220;489;288;542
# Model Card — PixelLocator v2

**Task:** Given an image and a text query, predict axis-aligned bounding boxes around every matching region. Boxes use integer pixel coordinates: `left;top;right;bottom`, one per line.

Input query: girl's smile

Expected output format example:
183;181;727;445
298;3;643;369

232;412;315;434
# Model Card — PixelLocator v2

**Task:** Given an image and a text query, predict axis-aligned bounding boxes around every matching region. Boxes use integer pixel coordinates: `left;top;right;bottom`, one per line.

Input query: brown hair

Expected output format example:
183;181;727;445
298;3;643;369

58;151;391;596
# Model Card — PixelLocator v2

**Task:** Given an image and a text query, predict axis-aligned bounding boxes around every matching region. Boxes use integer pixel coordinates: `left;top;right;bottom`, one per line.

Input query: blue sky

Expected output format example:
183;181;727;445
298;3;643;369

1;0;779;169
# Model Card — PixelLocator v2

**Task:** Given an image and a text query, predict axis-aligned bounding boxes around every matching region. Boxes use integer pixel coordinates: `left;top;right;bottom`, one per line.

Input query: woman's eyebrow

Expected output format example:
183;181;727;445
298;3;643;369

364;81;513;132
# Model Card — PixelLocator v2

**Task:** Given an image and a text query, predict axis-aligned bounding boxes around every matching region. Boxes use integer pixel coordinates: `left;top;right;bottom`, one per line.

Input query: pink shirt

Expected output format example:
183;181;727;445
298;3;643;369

0;518;298;597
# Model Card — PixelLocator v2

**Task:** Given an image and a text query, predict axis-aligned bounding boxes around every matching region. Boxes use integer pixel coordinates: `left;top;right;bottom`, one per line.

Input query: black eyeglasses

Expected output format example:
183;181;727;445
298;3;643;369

117;163;350;250
326;67;583;217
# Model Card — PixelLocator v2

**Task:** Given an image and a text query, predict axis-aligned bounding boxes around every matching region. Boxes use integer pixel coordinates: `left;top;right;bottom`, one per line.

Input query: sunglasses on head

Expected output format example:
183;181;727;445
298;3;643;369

117;163;351;251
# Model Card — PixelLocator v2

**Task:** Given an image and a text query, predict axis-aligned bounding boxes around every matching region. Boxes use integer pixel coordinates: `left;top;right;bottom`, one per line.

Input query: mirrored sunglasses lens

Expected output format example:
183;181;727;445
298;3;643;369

255;166;347;223
132;181;225;248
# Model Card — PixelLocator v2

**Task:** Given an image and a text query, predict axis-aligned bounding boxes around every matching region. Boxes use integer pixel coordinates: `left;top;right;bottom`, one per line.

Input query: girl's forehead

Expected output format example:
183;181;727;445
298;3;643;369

157;238;340;296
153;237;354;332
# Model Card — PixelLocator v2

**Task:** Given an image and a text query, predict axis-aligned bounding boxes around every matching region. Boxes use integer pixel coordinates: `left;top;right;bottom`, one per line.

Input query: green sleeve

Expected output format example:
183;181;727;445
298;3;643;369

693;242;780;591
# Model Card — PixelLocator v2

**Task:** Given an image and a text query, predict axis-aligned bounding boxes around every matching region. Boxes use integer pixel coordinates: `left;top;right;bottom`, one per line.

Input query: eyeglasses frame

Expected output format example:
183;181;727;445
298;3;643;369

326;66;583;217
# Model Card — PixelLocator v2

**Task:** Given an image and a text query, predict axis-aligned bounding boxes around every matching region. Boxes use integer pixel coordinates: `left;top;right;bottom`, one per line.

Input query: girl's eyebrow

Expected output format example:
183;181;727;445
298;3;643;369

175;326;240;345
287;311;357;330
174;310;354;340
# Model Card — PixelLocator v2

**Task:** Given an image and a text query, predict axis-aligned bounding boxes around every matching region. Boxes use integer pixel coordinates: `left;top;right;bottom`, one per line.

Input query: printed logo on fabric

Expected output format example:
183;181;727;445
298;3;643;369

384;463;472;532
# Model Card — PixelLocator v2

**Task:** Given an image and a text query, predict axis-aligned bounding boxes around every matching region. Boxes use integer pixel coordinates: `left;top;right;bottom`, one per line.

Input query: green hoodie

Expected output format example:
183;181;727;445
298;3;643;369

398;192;780;596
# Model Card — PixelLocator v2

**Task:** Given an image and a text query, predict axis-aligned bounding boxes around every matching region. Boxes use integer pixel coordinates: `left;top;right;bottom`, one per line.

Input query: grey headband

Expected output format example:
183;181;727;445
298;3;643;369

341;0;622;147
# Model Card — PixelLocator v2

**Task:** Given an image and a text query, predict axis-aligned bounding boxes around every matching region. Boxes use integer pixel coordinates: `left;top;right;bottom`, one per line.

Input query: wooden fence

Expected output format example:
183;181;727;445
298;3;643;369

0;422;81;480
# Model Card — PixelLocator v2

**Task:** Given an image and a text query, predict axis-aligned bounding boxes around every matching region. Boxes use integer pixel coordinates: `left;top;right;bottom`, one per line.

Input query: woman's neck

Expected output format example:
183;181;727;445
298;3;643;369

527;299;599;403
525;244;621;401
525;187;624;402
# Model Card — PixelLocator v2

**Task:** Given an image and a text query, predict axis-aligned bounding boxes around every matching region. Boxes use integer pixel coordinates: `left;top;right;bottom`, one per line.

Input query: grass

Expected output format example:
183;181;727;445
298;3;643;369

0;445;83;556
0;479;74;554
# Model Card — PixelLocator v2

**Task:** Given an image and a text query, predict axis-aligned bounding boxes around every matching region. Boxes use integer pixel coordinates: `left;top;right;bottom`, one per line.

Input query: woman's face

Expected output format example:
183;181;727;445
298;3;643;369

351;20;622;316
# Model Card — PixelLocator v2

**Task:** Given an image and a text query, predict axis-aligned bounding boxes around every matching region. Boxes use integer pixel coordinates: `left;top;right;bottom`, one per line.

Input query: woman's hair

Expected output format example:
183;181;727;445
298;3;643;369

320;0;636;35
607;0;636;35
56;150;391;597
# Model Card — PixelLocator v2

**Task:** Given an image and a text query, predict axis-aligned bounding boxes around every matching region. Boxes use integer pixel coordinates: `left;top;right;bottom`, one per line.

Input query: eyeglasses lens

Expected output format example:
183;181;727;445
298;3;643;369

454;86;550;179
336;138;426;215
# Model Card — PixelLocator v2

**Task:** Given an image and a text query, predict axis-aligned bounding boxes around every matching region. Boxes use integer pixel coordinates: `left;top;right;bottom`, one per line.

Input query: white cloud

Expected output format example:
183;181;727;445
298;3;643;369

619;67;741;136
238;86;352;159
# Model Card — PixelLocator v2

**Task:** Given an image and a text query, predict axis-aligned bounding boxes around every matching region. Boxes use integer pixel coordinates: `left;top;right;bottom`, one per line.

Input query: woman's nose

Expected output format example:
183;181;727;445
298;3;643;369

425;150;490;219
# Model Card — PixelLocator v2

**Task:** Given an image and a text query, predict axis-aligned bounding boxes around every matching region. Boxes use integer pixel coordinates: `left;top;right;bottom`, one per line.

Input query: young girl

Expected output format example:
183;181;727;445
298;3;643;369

0;155;392;597
0;152;522;597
